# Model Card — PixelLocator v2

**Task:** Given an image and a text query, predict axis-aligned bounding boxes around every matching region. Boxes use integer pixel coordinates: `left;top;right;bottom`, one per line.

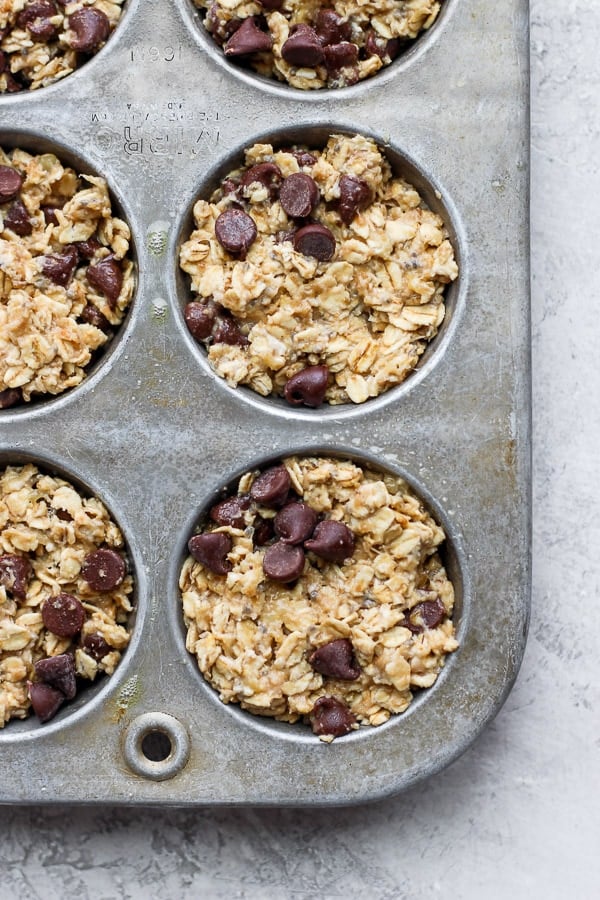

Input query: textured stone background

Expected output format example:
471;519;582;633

1;1;598;897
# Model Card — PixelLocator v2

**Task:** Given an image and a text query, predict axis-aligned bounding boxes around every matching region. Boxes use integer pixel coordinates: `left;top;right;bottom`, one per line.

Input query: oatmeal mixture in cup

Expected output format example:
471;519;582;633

0;1;125;93
180;456;458;741
179;133;458;407
0;463;134;726
194;1;442;90
0;145;135;409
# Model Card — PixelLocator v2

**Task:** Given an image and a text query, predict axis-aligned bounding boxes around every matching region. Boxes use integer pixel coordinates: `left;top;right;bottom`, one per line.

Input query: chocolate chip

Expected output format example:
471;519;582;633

0;166;24;203
324;42;359;73
252;515;273;547
42;205;60;225
188;532;233;575
250;465;291;508
364;30;401;62
67;8;110;52
338;175;372;225
42;246;78;286
0;51;6;75
314;10;352;45
262;541;305;583
406;598;447;633
224;16;272;56
258;0;283;8
87;256;123;307
74;236;101;260
215;208;257;256
309;638;361;680
81;548;126;592
212;316;249;346
209;493;250;529
0;387;22;409
17;1;58;41
281;24;325;68
184;300;218;341
283;364;329;407
304;520;355;562
82;632;111;661
293;223;336;261
240;162;282;199
34;653;77;700
309;696;357;737
4;200;32;236
279;173;320;219
274;502;317;545
42;593;85;638
0;554;31;599
80;304;111;332
28;681;65;723
288;149;317;167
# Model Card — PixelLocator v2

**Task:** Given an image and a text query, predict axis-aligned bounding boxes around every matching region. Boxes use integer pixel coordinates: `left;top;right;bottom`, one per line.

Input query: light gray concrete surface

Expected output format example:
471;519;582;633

1;1;598;897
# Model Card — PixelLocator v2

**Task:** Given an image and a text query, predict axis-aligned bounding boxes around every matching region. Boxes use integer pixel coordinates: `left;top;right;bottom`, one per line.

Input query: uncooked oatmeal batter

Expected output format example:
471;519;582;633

0;145;134;408
0;1;125;93
180;456;458;740
180;134;458;407
194;0;442;90
0;464;134;726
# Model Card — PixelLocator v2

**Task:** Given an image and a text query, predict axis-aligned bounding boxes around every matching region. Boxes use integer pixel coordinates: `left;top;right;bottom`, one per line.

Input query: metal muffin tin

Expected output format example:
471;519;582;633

0;0;530;805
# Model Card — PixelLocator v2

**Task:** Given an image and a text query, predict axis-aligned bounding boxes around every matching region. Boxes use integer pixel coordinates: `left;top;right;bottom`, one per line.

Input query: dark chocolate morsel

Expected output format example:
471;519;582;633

323;42;359;73
212;316;249;346
188;532;233;575
314;9;352;45
283;364;329;407
292;223;336;261
209;494;251;529
338;175;372;225
67;8;110;52
250;465;291;508
41;593;85;638
4;200;32;236
215;208;257;256
80;304;111;332
224;16;272;56
281;24;325;68
262;541;305;583
406;598;447;632
279;173;320;219
308;638;361;680
42;246;78;286
309;696;357;737
81;548;126;592
240;162;282;198
28;681;65;724
184;300;218;341
0;388;22;409
252;515;274;547
82;632;112;661
304;519;355;562
34;653;77;700
86;256;123;307
274;501;317;545
0;554;31;599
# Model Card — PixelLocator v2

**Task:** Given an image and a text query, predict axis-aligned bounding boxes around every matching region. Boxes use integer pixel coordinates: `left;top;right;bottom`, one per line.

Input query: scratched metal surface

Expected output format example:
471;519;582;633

0;0;530;805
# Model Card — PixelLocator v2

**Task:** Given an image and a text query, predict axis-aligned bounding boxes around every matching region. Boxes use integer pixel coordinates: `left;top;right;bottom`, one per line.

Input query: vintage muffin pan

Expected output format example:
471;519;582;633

0;0;530;805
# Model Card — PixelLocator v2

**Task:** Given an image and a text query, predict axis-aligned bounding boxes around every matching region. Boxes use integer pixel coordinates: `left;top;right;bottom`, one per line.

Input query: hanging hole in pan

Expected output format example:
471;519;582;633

123;712;190;780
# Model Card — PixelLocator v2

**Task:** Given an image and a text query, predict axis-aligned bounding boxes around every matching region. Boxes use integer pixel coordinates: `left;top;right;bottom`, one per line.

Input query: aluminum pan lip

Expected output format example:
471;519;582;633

0;0;530;805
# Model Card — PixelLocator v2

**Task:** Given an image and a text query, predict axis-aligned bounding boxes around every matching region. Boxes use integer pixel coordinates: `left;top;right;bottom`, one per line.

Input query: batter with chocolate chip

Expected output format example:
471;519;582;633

0;1;124;93
194;1;442;90
0;464;133;726
0;146;134;408
180;134;458;407
180;456;458;741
